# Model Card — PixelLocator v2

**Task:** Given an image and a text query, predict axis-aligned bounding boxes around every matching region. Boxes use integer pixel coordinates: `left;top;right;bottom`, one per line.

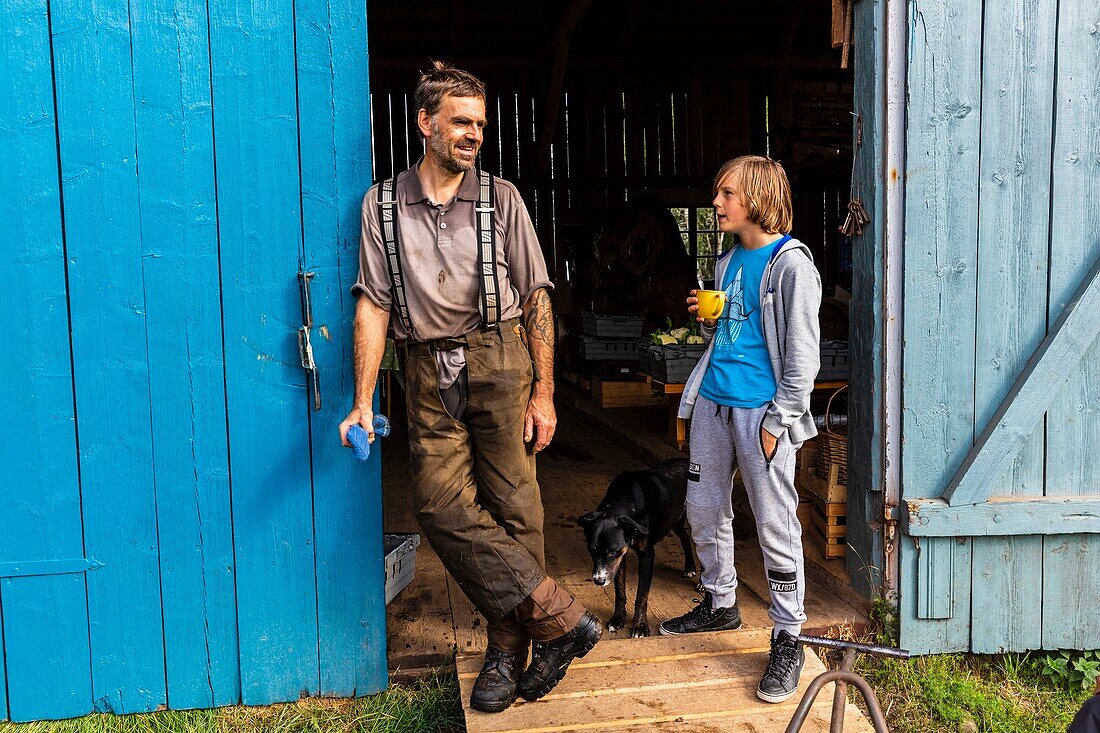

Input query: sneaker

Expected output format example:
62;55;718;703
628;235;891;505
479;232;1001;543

756;630;805;703
517;611;602;702
470;647;526;713
658;592;742;635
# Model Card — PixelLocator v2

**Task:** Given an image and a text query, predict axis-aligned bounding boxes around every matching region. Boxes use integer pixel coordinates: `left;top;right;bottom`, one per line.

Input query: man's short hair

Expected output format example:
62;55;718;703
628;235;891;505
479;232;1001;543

414;60;486;120
713;155;793;234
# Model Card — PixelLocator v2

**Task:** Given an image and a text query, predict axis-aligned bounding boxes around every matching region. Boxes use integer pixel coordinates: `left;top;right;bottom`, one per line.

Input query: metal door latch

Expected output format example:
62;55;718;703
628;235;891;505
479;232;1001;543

298;269;321;410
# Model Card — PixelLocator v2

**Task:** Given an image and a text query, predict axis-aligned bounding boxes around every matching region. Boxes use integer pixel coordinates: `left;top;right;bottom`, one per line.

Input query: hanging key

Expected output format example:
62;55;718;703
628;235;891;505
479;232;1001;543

297;268;321;410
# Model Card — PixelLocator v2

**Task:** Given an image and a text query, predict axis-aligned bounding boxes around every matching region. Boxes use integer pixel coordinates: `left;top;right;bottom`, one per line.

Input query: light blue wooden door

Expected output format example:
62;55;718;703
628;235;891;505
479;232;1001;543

0;0;384;721
899;0;1100;654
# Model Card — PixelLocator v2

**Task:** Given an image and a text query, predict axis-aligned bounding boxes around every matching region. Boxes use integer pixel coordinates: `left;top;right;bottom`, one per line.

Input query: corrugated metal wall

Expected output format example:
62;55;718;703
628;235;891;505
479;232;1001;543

0;0;385;721
900;0;1100;654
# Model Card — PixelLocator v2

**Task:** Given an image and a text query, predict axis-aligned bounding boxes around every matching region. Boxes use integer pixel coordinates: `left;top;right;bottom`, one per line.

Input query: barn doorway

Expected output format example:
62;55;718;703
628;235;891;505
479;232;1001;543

367;0;873;673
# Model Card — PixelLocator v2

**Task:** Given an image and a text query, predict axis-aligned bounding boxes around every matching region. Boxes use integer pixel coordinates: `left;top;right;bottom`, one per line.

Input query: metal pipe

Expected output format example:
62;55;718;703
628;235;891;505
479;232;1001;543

881;0;908;603
795;634;912;660
785;670;891;733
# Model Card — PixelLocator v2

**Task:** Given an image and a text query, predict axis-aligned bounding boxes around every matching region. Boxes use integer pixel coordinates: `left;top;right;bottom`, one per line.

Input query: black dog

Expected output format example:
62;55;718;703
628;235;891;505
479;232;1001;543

577;458;697;637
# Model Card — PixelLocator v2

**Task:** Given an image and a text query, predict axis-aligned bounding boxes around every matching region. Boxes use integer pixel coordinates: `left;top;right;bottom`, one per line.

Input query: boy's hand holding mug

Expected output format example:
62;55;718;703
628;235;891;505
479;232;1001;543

688;289;726;327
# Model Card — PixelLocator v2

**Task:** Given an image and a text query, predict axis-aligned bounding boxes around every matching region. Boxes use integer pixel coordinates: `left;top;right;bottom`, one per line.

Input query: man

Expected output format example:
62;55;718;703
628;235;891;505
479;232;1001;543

1069;677;1100;733
339;61;601;713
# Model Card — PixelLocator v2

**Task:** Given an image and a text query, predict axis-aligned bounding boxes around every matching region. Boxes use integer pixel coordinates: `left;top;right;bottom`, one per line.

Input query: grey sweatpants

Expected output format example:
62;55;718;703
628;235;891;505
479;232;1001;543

686;395;807;636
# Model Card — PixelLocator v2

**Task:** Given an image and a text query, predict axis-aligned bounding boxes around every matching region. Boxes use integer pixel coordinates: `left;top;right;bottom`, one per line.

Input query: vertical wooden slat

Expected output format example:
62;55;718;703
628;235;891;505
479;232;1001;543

674;90;690;179
899;0;983;654
51;0;167;713
845;0;886;599
0;0;92;721
0;595;6;721
1042;0;1100;651
371;92;392;182
968;0;1056;654
625;86;645;189
295;0;387;697
208;0;320;704
129;0;240;706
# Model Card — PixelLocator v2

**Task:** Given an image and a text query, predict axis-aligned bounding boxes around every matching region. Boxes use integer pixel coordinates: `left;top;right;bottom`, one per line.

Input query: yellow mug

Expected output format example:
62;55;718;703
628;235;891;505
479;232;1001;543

694;289;727;320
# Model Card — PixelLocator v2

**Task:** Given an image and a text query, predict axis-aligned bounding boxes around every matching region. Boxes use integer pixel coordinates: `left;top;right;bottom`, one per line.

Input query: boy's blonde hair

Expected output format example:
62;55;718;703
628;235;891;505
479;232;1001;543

713;156;793;234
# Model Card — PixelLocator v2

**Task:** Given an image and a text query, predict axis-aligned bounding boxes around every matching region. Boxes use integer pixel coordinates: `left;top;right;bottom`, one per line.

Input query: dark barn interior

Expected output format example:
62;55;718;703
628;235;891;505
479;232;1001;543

368;0;854;327
369;0;865;673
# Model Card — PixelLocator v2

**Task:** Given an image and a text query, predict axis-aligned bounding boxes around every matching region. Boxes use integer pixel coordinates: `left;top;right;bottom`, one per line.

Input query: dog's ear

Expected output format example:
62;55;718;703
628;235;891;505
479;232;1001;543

618;516;649;536
577;511;602;527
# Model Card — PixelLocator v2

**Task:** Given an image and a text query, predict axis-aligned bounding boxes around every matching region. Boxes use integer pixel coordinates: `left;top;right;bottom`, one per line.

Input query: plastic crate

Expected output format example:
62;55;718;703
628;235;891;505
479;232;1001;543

579;335;641;362
651;344;706;383
384;533;420;605
581;312;644;339
818;339;849;380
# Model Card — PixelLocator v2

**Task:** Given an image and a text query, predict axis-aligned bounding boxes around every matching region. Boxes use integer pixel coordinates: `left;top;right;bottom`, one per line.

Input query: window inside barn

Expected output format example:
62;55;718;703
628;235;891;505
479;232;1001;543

671;206;734;286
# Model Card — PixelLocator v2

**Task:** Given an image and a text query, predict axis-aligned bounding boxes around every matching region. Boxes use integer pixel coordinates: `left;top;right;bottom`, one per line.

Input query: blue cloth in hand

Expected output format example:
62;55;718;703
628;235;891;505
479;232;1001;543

347;424;372;461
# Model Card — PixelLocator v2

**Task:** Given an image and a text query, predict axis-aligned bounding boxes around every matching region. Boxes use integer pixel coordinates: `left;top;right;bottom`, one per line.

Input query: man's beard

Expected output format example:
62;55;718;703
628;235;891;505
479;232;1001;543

429;122;477;174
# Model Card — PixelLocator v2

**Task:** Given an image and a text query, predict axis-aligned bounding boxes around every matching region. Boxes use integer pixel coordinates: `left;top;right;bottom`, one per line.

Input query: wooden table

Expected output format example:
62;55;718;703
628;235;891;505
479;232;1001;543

638;374;848;452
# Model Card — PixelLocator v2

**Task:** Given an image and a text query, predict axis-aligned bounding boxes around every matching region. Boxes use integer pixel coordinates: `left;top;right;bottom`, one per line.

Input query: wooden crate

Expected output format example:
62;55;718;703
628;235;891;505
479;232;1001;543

797;464;846;503
592;377;667;409
814;524;847;559
812;503;847;539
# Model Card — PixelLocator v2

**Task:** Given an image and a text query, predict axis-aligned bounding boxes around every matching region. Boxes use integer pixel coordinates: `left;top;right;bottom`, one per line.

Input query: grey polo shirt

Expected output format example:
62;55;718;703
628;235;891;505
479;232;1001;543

353;165;553;342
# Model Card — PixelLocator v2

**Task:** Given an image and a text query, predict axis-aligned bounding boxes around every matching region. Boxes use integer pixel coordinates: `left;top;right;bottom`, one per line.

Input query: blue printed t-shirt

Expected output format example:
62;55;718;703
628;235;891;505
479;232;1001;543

699;235;788;408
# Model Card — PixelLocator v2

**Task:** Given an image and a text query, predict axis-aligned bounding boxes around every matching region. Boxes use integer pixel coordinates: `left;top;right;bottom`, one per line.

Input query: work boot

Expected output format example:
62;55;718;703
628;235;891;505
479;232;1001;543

517;611;602;701
470;647;526;713
756;630;805;703
658;592;742;635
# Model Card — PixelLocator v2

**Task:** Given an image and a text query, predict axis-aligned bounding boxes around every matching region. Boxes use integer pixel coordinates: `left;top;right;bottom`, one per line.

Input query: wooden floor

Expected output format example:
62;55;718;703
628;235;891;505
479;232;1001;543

456;628;875;732
384;402;866;675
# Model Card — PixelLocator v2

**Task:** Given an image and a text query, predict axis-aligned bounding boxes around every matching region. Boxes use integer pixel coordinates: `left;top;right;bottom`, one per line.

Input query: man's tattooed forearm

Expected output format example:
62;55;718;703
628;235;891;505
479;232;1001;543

526;288;554;345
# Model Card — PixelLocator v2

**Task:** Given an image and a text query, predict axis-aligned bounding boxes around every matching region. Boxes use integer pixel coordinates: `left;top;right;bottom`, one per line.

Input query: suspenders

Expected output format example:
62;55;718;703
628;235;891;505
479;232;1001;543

377;178;414;337
377;169;500;339
475;170;501;327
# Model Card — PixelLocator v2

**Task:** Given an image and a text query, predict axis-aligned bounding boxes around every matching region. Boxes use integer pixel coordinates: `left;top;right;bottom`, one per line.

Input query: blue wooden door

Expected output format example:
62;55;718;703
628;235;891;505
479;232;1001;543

0;0;384;721
898;0;1100;654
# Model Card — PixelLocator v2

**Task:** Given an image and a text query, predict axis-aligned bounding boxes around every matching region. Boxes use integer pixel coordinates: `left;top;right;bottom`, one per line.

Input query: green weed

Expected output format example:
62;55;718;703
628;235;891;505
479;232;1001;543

1035;649;1100;692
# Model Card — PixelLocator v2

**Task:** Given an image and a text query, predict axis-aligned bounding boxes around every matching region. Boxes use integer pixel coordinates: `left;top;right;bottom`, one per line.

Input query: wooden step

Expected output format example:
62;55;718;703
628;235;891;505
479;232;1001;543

457;628;875;732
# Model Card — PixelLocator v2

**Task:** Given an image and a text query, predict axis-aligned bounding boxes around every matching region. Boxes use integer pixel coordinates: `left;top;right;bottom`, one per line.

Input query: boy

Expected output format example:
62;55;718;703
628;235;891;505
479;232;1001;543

660;156;821;704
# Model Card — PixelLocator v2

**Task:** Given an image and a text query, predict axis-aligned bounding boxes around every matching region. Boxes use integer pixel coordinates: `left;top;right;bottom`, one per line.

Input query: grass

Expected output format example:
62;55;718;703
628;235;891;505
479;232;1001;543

0;674;463;733
4;612;1095;733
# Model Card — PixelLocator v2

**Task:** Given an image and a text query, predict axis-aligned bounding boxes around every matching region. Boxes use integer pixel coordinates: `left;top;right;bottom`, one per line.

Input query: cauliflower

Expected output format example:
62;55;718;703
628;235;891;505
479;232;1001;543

657;334;678;346
686;335;705;345
669;327;689;342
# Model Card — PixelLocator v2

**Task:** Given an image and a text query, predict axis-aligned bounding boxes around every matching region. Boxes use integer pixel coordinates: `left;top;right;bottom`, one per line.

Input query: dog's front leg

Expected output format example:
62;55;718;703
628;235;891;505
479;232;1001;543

674;516;698;577
631;551;655;637
608;561;628;632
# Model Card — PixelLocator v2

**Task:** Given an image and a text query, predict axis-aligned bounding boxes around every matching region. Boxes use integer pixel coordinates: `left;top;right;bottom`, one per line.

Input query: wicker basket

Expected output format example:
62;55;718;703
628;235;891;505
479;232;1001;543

815;385;848;485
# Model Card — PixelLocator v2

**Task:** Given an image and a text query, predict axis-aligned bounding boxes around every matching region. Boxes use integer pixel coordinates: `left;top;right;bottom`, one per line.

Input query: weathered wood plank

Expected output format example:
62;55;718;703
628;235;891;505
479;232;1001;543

1042;0;1100;651
942;253;1100;507
969;0;1057;654
295;0;387;697
899;0;983;653
208;0;320;704
906;496;1100;536
51;0;168;713
129;0;241;708
845;0;886;599
0;596;5;721
0;0;92;720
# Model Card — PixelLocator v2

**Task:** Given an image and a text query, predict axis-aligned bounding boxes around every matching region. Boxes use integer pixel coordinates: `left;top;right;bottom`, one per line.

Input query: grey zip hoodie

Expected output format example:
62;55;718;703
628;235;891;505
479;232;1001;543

677;236;822;444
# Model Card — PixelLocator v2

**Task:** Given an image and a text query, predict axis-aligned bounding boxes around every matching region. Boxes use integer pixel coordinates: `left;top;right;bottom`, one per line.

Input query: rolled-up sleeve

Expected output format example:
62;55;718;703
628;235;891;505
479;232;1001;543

498;179;553;304
350;187;393;310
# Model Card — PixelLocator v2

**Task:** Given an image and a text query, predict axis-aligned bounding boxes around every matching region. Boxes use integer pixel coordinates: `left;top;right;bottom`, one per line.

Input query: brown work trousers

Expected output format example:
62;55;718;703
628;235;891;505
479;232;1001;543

403;320;585;653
